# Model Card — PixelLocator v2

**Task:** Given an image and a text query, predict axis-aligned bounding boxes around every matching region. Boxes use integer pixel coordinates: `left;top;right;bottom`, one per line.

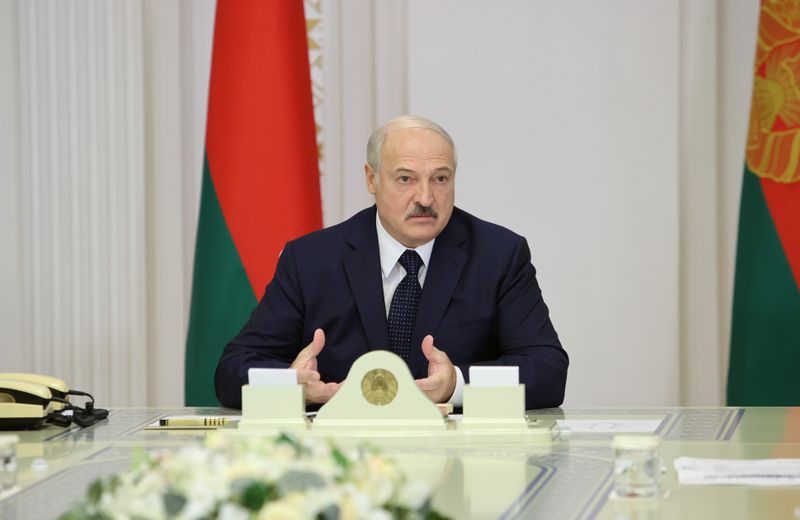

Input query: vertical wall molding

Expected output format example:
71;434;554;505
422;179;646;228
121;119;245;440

142;0;188;407
0;0;24;370
717;0;761;405
373;1;407;125
679;0;722;405
15;0;147;406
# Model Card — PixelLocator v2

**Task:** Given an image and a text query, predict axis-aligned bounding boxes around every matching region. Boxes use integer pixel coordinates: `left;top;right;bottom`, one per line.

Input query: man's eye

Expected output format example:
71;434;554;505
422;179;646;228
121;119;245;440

436;175;449;183
398;176;411;183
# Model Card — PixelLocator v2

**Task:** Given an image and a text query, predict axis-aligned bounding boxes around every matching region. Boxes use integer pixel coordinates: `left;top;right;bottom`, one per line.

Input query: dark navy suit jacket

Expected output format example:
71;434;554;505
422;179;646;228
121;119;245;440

215;205;568;409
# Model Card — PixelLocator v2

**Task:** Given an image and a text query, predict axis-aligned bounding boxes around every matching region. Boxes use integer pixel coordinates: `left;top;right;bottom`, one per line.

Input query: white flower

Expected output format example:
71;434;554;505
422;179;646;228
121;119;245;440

338;486;372;519
257;493;305;520
70;433;444;520
97;480;164;520
337;492;362;520
352;456;400;505
217;503;250;520
364;509;393;520
298;487;338;517
397;479;431;510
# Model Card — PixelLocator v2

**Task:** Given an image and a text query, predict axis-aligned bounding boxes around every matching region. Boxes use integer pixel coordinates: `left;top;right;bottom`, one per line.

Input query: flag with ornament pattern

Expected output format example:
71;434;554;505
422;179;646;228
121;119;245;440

185;0;322;406
727;0;800;406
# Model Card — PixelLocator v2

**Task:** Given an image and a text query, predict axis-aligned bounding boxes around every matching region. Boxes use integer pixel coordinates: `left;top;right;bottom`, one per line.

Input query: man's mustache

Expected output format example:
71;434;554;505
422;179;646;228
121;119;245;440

406;204;438;219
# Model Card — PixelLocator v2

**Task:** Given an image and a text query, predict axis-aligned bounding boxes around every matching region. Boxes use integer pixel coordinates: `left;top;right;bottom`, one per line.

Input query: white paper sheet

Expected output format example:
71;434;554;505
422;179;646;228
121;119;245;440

555;419;662;433
674;457;800;486
248;367;297;387
469;366;519;387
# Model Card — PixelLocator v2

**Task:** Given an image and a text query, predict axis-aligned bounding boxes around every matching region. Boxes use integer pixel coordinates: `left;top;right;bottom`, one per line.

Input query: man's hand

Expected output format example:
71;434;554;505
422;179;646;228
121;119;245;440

290;328;340;404
414;335;456;403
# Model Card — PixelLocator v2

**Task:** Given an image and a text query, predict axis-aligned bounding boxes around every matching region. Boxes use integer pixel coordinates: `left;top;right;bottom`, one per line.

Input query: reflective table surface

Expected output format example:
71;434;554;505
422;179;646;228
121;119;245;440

2;407;800;519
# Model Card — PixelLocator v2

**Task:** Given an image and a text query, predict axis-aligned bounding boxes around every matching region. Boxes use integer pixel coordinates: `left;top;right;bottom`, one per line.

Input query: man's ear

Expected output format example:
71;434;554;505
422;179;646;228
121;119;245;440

365;164;377;194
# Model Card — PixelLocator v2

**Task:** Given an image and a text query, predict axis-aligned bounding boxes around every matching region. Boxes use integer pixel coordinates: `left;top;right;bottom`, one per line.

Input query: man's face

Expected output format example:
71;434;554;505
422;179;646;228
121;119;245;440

366;128;456;248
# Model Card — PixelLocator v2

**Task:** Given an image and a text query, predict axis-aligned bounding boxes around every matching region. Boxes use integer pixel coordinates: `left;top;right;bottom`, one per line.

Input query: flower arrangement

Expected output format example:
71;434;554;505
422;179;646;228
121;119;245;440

60;433;448;520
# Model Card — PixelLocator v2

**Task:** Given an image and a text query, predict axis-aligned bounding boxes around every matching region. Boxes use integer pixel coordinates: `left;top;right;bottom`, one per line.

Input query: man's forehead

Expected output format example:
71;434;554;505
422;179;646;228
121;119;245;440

382;128;455;160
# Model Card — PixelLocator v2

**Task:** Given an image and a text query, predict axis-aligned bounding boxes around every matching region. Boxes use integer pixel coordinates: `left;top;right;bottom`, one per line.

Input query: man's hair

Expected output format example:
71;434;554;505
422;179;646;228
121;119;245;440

366;115;458;181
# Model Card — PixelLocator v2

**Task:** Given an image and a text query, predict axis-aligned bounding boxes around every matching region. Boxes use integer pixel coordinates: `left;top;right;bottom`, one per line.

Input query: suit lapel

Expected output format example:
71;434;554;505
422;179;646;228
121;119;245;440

406;215;468;378
343;208;389;351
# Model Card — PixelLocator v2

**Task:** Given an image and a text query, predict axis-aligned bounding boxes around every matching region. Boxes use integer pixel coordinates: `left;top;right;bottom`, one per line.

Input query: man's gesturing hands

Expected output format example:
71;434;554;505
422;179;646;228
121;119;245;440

291;331;454;405
414;335;457;404
290;329;340;404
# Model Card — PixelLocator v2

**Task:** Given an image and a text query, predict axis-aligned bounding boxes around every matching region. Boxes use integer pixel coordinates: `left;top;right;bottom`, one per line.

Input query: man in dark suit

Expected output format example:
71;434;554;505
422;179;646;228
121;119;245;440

215;116;568;409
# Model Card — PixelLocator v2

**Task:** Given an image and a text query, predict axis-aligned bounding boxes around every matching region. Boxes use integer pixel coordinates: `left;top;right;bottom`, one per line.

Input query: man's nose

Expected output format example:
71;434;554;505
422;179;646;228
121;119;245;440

415;181;434;206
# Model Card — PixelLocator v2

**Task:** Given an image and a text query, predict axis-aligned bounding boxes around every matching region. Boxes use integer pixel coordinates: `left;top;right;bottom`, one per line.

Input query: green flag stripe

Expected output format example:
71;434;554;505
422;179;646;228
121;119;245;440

727;168;800;406
185;154;258;406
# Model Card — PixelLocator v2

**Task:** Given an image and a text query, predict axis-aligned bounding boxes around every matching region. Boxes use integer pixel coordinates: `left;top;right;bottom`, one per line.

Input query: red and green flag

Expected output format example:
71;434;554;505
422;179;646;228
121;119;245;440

185;0;322;406
727;1;800;406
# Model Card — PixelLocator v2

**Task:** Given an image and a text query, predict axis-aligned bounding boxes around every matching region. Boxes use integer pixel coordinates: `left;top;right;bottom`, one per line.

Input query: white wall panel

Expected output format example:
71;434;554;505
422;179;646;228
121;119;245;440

337;0;378;220
373;1;407;125
142;0;186;407
0;0;24;371
406;0;680;406
0;0;761;409
174;0;756;408
13;0;147;406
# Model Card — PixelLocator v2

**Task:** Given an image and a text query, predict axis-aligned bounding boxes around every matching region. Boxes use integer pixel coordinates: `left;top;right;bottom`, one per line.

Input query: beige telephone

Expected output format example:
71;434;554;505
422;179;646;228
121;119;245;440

0;373;108;430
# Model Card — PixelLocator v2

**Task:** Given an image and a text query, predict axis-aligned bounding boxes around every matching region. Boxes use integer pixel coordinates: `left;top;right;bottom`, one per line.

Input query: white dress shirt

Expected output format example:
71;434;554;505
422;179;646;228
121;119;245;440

375;213;465;406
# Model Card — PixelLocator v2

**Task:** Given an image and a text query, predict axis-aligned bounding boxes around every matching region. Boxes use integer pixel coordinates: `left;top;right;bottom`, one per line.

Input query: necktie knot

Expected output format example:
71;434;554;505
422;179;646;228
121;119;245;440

399;249;422;278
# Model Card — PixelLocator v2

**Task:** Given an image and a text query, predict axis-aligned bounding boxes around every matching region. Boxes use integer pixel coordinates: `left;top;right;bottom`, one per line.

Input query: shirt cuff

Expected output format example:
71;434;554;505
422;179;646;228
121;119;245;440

447;366;465;407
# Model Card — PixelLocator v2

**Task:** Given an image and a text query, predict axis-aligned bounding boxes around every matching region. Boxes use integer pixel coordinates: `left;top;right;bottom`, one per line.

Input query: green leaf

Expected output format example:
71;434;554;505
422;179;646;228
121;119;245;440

59;503;112;520
163;490;187;516
382;505;409;519
275;432;307;455
316;504;340;520
276;470;326;495
233;479;276;511
107;475;121;494
331;447;351;472
425;509;452;520
58;504;89;520
411;497;451;520
87;480;104;505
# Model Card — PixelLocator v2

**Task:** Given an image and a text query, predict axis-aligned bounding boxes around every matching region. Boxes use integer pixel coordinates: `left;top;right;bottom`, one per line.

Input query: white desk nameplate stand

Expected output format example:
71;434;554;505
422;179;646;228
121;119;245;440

238;368;308;431
461;366;527;430
314;350;446;432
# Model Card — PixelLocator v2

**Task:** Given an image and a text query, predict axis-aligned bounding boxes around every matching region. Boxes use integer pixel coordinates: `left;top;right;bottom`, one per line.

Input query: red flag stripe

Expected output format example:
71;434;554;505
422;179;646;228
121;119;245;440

205;0;322;299
760;178;800;290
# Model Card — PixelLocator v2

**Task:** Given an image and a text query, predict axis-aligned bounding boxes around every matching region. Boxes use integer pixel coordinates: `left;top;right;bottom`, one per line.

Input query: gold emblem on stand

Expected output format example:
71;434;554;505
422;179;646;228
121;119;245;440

361;369;398;406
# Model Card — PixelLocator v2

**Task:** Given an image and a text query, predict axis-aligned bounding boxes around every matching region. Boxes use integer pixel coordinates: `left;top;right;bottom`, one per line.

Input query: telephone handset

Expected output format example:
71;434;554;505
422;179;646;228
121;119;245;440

0;379;52;430
0;373;109;430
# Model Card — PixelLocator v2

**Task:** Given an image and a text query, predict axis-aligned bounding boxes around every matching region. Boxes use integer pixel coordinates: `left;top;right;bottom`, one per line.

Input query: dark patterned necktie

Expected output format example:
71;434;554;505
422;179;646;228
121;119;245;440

387;249;423;359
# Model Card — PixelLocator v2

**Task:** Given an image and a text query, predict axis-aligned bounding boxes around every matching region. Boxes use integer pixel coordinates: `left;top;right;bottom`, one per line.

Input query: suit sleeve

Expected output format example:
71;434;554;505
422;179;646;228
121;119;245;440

214;242;305;408
457;237;568;409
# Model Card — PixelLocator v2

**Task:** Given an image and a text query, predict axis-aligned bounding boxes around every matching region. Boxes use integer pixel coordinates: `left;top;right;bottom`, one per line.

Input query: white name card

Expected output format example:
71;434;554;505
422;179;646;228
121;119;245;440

468;366;519;387
248;368;297;387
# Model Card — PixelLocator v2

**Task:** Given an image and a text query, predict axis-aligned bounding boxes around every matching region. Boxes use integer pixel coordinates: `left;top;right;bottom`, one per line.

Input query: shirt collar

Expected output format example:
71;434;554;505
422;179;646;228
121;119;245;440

376;212;435;278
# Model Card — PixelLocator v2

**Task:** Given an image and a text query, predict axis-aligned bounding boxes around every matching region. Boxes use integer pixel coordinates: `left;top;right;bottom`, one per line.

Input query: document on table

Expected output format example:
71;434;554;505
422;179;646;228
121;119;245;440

555;419;662;433
674;457;800;486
